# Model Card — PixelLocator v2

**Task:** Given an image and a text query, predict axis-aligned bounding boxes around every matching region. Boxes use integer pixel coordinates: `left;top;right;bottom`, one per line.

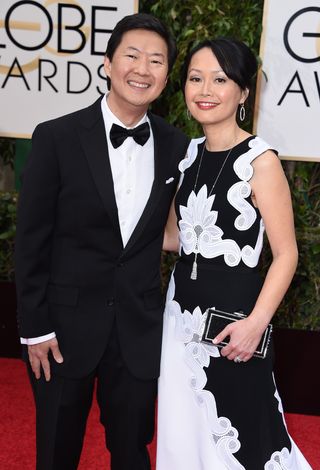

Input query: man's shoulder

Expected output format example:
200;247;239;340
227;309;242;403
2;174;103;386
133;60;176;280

34;98;102;134
148;112;188;141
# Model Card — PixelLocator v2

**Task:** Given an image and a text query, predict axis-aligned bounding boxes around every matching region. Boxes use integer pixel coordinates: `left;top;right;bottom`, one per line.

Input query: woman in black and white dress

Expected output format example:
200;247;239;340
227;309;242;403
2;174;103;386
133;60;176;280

156;38;312;470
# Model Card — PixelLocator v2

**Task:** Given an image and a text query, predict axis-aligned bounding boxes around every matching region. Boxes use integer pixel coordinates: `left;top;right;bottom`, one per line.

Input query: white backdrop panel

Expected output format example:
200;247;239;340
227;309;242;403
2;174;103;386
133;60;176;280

254;0;320;161
0;0;137;138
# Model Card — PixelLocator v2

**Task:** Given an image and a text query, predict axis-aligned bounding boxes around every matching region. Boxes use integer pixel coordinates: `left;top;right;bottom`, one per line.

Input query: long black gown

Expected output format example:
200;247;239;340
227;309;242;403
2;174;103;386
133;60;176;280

157;136;312;470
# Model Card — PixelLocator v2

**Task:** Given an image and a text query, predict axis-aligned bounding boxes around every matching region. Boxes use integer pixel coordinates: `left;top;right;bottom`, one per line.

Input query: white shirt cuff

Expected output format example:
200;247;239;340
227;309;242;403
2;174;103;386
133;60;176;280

20;332;56;345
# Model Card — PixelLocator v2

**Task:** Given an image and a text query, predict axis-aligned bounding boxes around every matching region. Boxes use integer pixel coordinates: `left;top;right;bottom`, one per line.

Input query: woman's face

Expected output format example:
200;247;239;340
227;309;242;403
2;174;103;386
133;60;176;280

184;47;248;127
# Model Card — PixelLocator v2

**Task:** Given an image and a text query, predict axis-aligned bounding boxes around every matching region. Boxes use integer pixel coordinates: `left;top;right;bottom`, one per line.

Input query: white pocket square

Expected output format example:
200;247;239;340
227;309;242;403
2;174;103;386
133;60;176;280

165;177;174;184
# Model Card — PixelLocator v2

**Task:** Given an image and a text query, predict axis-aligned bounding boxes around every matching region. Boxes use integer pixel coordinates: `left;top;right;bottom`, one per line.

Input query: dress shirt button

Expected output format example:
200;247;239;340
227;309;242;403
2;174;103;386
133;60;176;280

106;298;115;306
128;156;132;162
126;189;131;194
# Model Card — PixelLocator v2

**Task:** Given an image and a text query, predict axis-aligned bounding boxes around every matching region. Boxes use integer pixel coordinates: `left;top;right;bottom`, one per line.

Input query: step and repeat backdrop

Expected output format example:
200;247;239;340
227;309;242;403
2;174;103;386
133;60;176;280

0;0;319;162
254;0;320;161
0;0;137;138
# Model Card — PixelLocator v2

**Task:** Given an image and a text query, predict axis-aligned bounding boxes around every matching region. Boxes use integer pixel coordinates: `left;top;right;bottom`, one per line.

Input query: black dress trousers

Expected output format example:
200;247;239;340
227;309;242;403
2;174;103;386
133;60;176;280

28;321;157;470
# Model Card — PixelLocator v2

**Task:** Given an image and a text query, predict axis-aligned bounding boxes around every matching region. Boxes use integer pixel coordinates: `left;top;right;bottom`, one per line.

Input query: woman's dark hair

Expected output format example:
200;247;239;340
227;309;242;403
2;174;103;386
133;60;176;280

181;38;257;94
105;13;177;89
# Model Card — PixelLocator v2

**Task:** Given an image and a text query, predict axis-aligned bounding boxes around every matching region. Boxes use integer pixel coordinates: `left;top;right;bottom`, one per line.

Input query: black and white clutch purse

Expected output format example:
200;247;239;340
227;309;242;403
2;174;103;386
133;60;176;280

200;307;273;359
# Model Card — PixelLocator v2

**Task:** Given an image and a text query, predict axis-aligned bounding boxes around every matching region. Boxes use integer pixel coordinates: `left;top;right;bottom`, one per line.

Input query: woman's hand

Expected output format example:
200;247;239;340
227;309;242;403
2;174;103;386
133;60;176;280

213;315;266;363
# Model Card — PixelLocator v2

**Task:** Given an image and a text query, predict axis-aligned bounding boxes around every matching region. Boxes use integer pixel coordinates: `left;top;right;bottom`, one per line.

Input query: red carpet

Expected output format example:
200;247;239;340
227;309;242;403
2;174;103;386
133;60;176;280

0;358;319;469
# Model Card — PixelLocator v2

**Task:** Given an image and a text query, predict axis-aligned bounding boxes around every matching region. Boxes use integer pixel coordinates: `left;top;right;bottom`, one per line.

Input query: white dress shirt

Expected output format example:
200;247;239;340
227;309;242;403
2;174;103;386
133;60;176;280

102;94;154;246
21;94;155;345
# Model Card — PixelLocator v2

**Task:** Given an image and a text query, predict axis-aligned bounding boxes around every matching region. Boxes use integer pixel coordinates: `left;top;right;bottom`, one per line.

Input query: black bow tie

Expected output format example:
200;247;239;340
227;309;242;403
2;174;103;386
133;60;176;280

110;122;150;149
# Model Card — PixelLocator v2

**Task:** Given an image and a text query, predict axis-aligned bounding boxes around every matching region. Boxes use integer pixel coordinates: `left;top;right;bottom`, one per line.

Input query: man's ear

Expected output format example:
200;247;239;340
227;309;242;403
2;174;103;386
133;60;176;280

104;56;111;77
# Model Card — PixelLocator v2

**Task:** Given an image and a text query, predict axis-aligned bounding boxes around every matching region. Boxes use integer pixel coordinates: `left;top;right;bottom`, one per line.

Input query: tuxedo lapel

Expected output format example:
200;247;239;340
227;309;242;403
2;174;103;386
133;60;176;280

122;113;173;255
77;98;122;242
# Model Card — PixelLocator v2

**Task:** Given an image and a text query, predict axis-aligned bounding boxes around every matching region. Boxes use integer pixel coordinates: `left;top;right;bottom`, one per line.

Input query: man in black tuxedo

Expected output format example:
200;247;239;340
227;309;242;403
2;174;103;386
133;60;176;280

15;13;189;470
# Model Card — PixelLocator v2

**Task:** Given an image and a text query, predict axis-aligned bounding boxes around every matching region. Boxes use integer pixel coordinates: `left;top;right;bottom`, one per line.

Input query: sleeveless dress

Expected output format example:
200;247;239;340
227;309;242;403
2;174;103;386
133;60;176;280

156;136;312;470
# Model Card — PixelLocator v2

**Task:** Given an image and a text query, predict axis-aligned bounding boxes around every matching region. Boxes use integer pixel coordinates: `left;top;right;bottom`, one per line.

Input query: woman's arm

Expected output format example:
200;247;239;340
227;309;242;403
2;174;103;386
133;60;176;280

248;150;298;325
163;198;180;252
214;150;298;361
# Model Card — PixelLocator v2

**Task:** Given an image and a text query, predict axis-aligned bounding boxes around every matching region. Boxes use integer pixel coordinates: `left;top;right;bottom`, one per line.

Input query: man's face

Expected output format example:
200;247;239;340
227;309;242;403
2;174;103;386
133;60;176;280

104;29;168;120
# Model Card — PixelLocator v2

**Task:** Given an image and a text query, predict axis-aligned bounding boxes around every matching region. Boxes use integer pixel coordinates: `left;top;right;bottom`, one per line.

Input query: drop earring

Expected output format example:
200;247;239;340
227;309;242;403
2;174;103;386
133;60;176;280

239;104;246;122
186;109;191;120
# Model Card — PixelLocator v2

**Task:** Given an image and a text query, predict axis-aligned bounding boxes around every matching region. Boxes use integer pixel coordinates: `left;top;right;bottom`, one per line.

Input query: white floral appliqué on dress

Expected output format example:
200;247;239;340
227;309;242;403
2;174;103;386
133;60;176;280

179;185;241;267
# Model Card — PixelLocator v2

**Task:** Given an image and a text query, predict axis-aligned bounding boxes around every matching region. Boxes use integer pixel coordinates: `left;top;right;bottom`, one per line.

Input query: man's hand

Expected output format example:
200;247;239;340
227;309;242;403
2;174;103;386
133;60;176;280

28;338;63;381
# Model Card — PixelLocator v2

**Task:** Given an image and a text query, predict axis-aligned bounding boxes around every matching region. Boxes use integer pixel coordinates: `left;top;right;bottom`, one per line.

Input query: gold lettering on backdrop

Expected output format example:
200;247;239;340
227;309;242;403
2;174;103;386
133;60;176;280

0;0;90;73
0;20;41;31
45;0;77;7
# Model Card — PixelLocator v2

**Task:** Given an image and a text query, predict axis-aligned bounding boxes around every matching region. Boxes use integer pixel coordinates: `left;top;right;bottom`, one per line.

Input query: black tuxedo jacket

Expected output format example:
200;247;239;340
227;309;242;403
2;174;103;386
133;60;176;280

15;98;189;380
